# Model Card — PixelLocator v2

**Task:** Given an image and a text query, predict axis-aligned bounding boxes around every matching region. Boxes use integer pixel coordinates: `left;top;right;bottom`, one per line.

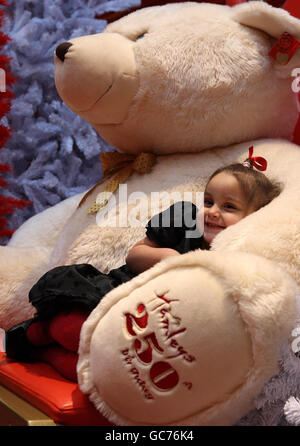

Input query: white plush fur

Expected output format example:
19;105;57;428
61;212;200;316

1;2;300;425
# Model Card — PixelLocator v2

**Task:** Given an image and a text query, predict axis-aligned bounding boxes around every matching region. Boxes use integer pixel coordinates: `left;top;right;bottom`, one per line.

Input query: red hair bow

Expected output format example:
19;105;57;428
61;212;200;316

247;146;267;171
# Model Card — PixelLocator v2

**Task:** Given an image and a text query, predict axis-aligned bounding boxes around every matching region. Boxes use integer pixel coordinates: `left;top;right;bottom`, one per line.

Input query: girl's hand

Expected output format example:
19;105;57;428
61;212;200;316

126;237;180;275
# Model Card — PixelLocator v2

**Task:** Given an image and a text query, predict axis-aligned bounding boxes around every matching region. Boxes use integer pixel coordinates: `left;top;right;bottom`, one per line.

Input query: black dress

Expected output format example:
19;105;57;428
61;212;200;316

29;201;207;320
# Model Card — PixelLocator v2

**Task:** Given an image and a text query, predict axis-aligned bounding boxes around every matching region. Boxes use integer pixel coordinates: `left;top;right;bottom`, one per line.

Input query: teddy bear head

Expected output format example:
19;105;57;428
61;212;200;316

54;1;300;154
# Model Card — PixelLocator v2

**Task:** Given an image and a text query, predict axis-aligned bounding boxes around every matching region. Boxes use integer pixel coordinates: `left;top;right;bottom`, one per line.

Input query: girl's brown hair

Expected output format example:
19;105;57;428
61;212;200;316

207;162;282;212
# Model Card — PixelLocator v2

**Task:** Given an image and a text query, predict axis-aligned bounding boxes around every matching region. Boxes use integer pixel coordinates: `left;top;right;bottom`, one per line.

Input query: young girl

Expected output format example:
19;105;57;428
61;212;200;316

5;147;281;381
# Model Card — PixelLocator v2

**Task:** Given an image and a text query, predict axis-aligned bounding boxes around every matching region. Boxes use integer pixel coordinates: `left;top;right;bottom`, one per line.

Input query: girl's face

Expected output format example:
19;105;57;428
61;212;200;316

203;172;254;245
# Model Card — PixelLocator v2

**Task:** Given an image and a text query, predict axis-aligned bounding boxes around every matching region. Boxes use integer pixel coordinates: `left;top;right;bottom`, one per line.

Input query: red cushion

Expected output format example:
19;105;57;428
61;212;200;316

0;352;111;426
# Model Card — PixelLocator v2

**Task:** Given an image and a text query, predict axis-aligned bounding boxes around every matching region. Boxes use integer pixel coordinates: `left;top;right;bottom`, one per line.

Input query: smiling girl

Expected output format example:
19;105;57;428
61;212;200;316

201;154;282;245
126;147;282;273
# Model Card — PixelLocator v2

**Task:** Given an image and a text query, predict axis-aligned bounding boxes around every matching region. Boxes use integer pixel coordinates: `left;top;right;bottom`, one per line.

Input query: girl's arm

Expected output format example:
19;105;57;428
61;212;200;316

126;236;180;275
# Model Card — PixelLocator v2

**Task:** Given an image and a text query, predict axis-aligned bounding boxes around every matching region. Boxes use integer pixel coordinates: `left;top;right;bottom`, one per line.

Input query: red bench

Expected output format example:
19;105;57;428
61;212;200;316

0;352;111;426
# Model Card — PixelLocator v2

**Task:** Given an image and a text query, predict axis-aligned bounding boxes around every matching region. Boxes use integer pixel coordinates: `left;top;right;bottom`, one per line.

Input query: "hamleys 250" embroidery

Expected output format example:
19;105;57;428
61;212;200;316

121;294;195;398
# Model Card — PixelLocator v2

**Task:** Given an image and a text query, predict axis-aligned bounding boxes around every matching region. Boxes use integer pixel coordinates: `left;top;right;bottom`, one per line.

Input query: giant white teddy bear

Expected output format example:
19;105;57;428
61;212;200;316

1;1;300;425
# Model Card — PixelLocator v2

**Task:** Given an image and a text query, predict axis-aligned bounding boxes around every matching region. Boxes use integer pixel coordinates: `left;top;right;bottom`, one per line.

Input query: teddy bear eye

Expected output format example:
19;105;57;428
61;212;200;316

135;32;147;41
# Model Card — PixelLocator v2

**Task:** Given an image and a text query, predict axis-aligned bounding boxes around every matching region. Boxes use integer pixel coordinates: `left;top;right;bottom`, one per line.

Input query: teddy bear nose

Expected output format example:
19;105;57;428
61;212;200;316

55;42;73;62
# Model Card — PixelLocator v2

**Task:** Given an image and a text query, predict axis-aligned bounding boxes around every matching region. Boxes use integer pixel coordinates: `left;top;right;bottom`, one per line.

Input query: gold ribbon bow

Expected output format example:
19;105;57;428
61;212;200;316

78;152;157;214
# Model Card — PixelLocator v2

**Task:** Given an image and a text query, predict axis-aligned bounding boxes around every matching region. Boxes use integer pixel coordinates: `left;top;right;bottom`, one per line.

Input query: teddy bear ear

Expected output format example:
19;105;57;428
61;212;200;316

232;1;300;39
231;1;300;76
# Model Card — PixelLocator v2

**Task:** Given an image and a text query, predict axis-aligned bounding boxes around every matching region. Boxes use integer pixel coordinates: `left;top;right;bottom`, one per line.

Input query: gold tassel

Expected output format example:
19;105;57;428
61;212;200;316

78;152;157;214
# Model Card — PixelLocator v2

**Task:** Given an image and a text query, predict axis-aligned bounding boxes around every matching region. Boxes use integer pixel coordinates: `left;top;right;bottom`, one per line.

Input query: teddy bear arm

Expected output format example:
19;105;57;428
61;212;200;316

0;245;51;329
8;192;85;249
78;249;298;426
